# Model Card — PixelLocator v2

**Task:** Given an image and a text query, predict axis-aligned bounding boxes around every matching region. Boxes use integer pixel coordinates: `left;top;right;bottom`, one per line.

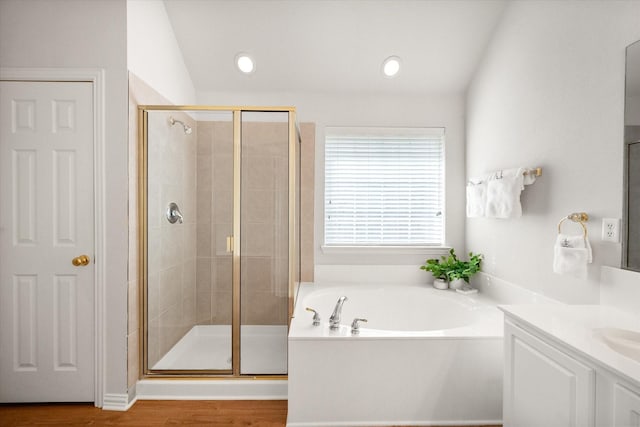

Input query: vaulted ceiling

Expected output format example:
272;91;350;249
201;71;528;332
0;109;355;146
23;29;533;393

164;0;508;96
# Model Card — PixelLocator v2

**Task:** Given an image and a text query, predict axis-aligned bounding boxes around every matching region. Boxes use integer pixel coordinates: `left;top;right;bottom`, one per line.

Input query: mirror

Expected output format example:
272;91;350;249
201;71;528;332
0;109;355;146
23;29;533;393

624;40;640;272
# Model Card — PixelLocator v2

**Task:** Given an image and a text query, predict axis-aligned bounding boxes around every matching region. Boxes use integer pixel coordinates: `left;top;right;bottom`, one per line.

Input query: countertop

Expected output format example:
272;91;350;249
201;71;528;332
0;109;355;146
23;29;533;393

500;304;640;386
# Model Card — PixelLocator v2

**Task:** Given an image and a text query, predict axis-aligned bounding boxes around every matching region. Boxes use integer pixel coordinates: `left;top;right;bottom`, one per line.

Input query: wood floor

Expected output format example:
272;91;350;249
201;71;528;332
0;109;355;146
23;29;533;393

0;400;501;427
0;401;286;426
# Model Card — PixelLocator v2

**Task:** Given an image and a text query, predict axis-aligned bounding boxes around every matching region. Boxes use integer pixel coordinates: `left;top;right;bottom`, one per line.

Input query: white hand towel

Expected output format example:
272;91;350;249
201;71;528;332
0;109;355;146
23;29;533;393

522;168;538;186
466;181;487;218
553;234;593;279
485;168;525;219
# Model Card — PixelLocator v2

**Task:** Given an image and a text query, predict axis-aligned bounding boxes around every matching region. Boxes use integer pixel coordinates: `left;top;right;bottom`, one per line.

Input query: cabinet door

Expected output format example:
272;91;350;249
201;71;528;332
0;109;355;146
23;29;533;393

504;320;595;427
614;383;640;426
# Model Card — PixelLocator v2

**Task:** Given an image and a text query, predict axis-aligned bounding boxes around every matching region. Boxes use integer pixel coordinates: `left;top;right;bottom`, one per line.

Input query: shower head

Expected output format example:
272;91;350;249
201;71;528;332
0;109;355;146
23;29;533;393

169;116;193;135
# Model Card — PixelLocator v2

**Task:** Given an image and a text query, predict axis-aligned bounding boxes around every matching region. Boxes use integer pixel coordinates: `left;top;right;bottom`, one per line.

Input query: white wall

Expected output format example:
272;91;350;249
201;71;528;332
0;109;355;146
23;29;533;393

466;0;640;304
197;90;467;272
0;0;129;401
127;0;196;105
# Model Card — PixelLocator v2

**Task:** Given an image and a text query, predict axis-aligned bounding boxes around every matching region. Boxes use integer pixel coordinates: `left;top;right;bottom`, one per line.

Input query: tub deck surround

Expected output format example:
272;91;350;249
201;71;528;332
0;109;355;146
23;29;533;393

287;283;504;426
290;283;503;339
499;304;640;387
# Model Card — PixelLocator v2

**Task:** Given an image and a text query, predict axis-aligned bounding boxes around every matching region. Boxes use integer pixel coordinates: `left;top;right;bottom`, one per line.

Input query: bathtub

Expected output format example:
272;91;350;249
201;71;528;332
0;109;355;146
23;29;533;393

287;283;504;426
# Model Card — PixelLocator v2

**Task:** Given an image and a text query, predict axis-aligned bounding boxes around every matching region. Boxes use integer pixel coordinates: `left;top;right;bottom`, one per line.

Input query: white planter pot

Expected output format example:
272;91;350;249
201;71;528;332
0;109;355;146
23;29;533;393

449;278;465;290
433;278;448;290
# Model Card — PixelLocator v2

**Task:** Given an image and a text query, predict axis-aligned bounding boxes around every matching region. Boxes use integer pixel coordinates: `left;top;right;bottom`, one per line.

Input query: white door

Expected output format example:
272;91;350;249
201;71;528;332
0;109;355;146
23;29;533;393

0;81;95;402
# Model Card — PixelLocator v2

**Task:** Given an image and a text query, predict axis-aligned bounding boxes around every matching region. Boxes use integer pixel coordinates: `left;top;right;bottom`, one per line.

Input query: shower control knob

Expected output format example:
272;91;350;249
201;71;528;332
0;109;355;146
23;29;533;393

166;202;184;224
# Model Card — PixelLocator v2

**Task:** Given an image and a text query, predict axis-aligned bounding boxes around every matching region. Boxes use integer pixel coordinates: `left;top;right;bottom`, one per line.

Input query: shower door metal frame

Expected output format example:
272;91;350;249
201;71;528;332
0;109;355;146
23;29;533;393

137;105;299;378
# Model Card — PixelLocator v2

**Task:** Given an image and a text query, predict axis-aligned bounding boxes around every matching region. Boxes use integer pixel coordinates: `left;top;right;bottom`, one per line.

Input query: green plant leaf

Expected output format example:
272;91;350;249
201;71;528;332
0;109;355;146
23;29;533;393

420;250;484;282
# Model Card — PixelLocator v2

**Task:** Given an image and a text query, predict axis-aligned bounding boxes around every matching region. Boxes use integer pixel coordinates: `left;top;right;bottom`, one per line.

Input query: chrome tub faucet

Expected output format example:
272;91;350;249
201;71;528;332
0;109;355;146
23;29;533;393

329;296;348;330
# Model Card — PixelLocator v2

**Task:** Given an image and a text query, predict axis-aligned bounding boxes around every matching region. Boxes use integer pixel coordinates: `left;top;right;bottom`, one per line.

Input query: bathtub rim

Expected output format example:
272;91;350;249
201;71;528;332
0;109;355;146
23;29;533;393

289;282;503;340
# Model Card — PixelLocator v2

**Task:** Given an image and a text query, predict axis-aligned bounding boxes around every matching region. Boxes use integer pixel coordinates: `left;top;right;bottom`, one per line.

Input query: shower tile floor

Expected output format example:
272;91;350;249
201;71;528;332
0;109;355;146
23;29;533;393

152;325;288;374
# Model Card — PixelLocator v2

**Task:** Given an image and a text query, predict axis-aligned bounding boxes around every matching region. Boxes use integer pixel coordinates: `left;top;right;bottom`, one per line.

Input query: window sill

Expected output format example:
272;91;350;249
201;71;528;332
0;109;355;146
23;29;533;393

320;245;451;256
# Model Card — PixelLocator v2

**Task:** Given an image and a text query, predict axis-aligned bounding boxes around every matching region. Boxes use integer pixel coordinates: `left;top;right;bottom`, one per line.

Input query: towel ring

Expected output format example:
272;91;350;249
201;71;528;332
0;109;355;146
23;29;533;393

557;212;589;238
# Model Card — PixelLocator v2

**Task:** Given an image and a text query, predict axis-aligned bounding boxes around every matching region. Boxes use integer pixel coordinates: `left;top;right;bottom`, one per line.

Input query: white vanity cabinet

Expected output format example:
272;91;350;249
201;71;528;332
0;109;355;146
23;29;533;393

503;319;595;427
598;373;640;426
503;310;640;427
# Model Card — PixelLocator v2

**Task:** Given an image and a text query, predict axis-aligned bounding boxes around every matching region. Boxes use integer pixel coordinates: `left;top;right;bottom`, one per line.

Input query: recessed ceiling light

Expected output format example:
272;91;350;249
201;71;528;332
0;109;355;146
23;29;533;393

235;53;255;74
382;56;401;78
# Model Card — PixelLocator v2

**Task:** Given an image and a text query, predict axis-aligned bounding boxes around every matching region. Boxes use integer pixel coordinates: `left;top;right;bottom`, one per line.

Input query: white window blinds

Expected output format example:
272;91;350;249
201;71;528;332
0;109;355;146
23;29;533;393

324;127;444;246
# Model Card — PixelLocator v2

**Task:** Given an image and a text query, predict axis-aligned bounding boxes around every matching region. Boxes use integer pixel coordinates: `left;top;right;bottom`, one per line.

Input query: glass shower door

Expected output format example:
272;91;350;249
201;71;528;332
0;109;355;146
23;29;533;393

141;106;297;377
239;111;290;375
196;111;235;371
145;109;234;372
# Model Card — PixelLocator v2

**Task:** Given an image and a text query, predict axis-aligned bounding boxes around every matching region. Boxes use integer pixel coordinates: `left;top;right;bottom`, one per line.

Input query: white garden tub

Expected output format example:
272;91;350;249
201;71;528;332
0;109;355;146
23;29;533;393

287;283;504;426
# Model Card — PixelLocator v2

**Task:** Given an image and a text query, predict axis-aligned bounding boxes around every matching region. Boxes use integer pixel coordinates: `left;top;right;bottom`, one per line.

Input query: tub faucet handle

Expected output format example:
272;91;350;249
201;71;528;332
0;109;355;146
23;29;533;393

351;318;368;334
305;307;321;326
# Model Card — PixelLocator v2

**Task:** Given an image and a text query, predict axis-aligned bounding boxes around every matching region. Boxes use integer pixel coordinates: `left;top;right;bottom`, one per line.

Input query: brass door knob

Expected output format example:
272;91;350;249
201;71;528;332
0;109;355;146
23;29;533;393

72;255;90;267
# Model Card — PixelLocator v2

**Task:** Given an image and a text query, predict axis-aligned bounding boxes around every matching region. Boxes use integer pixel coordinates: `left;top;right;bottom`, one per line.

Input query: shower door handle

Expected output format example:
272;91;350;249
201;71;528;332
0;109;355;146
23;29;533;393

226;236;234;253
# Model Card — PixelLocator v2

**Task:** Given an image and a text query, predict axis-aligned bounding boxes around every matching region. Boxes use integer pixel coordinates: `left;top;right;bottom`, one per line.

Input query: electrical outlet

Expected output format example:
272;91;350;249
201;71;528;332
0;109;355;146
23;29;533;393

602;218;620;243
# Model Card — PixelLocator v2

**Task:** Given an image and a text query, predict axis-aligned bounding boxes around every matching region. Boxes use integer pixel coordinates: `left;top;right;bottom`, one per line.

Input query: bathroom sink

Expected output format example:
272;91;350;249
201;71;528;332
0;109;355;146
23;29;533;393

593;328;640;363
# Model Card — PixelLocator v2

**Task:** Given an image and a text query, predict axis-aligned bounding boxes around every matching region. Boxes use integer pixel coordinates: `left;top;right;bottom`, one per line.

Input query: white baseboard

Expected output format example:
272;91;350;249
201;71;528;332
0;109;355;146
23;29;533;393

135;379;287;400
102;393;136;411
286;419;503;427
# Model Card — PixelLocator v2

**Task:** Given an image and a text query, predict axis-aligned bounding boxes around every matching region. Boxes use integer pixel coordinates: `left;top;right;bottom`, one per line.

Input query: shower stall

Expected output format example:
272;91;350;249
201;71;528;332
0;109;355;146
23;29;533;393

138;106;300;377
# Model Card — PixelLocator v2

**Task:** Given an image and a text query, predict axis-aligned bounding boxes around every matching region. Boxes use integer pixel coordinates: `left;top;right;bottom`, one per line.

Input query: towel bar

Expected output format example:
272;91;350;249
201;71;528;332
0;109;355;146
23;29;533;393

523;167;543;177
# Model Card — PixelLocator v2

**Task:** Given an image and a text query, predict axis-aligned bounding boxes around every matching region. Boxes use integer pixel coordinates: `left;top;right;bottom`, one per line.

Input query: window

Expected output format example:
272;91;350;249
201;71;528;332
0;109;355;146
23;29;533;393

324;127;444;247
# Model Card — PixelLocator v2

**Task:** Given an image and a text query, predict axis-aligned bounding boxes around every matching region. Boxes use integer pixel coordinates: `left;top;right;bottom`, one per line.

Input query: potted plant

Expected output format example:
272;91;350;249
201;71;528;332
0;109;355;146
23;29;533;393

420;249;483;291
420;260;448;289
420;249;457;290
446;250;483;290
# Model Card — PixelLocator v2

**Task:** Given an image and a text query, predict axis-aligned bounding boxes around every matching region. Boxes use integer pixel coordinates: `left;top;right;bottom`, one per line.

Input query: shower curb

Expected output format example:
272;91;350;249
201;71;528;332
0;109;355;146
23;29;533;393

134;379;287;400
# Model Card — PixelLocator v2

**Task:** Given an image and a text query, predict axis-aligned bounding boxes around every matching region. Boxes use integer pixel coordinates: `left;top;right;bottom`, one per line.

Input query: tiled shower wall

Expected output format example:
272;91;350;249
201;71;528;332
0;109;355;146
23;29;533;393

195;120;234;325
195;120;312;326
299;123;315;283
128;73;198;374
240;121;290;326
127;73;170;387
145;111;197;367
